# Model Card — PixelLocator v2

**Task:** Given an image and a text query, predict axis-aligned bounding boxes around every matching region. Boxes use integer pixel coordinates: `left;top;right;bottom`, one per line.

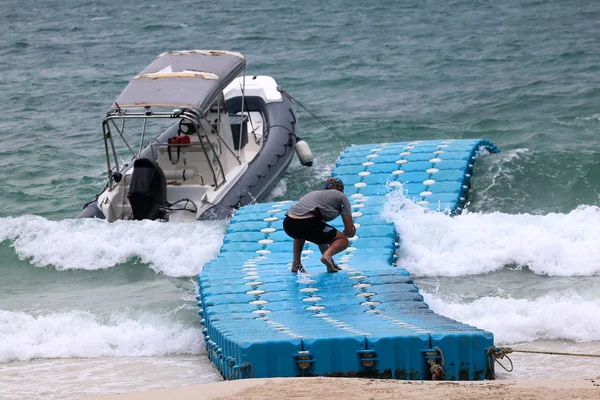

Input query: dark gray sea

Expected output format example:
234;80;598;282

1;0;599;398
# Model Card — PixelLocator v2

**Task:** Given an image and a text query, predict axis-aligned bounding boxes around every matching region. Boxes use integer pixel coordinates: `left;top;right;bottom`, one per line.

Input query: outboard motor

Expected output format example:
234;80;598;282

127;158;168;220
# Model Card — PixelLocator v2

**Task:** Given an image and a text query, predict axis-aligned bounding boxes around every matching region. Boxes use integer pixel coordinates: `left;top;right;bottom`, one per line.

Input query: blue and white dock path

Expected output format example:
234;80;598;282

197;139;500;380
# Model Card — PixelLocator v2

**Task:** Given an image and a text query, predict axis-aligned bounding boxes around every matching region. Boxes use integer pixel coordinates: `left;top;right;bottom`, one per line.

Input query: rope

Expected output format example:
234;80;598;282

426;347;445;380
227;362;254;380
487;346;600;378
491;346;600;359
277;87;354;147
227;367;237;381
239;361;254;378
161;198;198;214
488;347;514;375
429;362;445;380
433;346;445;367
511;349;600;358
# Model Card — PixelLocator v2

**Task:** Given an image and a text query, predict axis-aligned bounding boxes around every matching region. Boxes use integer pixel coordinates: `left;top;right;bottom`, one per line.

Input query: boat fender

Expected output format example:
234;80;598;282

295;137;313;167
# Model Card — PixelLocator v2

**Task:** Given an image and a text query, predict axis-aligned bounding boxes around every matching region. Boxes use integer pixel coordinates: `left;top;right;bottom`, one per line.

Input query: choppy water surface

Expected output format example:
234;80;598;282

1;0;599;398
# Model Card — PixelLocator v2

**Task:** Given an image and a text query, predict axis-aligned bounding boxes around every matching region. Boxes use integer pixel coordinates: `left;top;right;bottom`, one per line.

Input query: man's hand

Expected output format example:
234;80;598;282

341;215;356;238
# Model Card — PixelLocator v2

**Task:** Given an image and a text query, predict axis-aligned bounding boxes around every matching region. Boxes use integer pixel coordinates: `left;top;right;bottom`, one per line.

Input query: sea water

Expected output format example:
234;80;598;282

1;0;600;398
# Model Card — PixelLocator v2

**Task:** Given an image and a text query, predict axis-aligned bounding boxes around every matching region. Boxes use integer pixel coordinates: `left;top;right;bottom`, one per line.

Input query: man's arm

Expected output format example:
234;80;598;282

341;214;356;238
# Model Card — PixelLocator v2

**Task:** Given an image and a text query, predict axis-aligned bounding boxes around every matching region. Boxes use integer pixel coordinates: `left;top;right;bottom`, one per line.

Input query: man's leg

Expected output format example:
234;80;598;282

291;238;306;272
318;243;341;271
320;231;349;273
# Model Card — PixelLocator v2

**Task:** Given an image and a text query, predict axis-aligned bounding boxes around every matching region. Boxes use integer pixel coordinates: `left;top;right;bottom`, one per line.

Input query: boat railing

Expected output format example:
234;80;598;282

101;107;227;190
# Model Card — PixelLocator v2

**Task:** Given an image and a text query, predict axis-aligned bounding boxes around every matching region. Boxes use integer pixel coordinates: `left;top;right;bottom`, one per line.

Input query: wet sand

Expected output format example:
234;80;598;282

87;377;600;400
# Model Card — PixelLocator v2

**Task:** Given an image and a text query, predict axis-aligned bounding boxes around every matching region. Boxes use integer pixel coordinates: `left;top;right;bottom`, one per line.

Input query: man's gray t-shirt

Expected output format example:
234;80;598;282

286;190;352;222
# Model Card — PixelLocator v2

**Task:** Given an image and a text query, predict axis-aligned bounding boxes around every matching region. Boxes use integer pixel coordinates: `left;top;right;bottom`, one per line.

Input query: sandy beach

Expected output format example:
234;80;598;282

87;377;600;400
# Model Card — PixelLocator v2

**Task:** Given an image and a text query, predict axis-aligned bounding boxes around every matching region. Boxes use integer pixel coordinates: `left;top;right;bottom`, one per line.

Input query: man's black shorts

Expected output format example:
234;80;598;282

283;216;337;245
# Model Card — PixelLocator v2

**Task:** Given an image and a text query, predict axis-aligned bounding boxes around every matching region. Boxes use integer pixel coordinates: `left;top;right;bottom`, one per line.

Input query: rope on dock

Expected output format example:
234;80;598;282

227;362;255;380
426;347;446;380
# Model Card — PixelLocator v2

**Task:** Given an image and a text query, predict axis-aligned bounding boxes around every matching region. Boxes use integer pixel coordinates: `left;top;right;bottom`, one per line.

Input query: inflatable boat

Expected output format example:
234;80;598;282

79;50;311;222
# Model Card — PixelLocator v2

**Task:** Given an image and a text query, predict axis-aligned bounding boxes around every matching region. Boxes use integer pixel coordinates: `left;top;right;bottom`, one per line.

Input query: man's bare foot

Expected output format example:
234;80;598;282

333;262;342;271
320;256;338;273
291;263;305;273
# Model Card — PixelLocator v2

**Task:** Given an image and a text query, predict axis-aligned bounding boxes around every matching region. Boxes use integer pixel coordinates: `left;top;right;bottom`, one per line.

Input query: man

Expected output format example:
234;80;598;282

283;177;356;273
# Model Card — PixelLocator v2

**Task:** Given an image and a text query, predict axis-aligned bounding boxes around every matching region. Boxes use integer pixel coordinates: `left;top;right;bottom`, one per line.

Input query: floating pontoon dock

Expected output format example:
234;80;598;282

197;139;499;380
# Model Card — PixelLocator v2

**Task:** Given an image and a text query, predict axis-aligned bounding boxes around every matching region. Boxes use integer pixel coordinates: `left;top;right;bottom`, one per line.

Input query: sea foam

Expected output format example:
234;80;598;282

0;309;203;363
0;216;226;277
423;290;600;344
381;190;600;277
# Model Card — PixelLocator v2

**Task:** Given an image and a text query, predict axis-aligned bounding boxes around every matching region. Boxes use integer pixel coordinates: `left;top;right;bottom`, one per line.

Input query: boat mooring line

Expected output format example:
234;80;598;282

278;87;354;147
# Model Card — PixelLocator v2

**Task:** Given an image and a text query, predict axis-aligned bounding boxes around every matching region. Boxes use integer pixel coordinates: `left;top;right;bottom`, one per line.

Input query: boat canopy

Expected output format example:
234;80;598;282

109;50;246;114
